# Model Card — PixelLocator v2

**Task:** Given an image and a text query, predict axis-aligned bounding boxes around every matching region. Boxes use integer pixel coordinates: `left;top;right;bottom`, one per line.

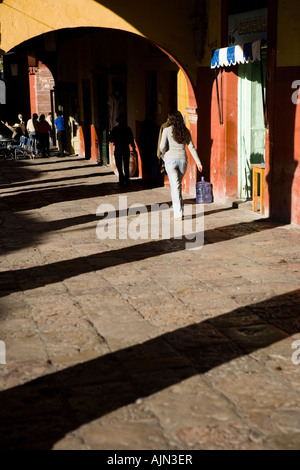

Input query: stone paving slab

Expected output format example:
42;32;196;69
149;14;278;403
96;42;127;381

0;156;300;450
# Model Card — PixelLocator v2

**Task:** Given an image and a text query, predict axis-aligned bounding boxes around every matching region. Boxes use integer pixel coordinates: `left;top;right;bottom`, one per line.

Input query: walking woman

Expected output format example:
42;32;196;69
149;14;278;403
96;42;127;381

159;111;203;220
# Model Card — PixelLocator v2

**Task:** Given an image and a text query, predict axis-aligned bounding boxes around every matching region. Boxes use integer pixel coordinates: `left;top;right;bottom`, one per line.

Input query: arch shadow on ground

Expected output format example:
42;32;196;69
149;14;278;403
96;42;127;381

0;289;299;450
0;215;284;298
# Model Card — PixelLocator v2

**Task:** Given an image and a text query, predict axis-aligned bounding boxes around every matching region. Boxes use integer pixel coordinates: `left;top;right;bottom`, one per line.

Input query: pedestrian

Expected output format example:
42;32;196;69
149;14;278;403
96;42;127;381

18;114;26;135
46;112;54;145
138;112;159;182
109;114;137;185
54;111;67;157
1;120;23;142
157;115;170;177
37;114;52;157
46;112;52;127
157;117;169;159
26;113;39;140
159;110;203;220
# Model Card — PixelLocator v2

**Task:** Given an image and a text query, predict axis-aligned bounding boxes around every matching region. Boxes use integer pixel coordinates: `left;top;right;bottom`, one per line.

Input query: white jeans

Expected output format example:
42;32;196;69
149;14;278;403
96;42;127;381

165;158;188;218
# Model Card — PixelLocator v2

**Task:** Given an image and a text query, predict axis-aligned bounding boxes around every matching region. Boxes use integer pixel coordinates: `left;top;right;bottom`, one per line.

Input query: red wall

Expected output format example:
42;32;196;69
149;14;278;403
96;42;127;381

28;63;54;118
293;95;300;225
224;70;238;198
197;68;219;194
196;63;300;225
35;63;54;117
29;73;37;116
269;67;300;225
210;72;226;202
197;67;238;203
91;124;100;163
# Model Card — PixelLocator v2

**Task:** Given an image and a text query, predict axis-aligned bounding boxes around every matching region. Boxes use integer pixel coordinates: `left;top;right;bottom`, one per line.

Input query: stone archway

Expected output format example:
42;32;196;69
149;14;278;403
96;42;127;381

0;0;199;92
0;0;199;194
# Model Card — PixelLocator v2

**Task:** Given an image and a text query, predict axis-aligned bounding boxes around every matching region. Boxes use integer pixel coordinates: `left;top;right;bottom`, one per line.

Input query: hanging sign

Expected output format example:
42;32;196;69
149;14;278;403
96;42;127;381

228;8;268;47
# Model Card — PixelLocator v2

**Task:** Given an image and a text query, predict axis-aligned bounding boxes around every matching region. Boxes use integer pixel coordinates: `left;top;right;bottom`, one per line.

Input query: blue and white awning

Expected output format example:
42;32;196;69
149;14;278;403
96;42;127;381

211;40;261;69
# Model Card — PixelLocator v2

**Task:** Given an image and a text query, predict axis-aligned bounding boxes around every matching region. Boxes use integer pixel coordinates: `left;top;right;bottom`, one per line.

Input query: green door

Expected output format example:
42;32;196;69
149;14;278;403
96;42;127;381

238;58;266;200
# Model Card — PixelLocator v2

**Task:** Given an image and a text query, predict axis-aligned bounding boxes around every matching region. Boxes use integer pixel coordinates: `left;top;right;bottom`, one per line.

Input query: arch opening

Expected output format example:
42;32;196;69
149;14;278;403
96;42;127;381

1;26;198;192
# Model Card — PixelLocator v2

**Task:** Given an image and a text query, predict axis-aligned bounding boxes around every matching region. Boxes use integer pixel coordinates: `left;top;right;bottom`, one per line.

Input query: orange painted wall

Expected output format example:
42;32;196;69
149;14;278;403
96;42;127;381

28;73;37;115
293;100;300;225
197;66;238;204
177;69;199;196
210;73;226;202
79;126;85;159
224;70;238;198
91;124;100;163
270;67;300;225
196;69;214;185
271;0;300;225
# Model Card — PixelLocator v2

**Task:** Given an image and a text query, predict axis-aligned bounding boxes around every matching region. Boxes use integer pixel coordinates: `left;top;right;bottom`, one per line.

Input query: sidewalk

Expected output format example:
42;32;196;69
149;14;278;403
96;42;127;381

0;156;300;450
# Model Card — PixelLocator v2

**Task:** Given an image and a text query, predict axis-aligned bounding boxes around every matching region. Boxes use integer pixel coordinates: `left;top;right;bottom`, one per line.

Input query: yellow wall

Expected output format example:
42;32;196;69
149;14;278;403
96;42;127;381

0;0;201;85
0;0;142;49
177;69;190;128
277;0;300;67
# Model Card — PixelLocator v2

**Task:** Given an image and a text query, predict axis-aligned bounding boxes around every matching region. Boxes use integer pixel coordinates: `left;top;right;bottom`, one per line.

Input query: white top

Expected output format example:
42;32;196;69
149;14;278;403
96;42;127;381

159;126;201;166
27;118;38;133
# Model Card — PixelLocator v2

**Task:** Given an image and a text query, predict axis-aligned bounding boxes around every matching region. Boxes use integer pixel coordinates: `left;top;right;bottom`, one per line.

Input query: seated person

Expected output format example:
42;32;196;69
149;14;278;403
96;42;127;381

0;121;11;139
1;121;23;142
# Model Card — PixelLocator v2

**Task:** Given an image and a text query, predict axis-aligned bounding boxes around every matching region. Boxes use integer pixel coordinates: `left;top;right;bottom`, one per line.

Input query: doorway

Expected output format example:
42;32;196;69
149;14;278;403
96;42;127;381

238;57;266;200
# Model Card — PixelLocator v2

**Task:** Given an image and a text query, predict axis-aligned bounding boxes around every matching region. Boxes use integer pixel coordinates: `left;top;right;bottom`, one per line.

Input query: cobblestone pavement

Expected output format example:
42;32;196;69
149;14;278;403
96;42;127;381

0;155;300;450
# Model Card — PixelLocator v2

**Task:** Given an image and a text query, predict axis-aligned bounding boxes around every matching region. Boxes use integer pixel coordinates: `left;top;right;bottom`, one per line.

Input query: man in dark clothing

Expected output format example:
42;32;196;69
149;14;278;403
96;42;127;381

109;114;136;185
37;114;52;157
54;111;67;157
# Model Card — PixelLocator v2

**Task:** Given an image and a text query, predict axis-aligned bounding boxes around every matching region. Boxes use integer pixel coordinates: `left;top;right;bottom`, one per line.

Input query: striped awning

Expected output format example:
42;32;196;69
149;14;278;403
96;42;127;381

211;40;261;69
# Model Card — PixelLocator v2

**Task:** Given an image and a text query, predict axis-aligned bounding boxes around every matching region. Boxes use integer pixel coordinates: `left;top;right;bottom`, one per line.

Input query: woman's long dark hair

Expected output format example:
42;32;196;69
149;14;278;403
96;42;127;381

168;111;191;145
